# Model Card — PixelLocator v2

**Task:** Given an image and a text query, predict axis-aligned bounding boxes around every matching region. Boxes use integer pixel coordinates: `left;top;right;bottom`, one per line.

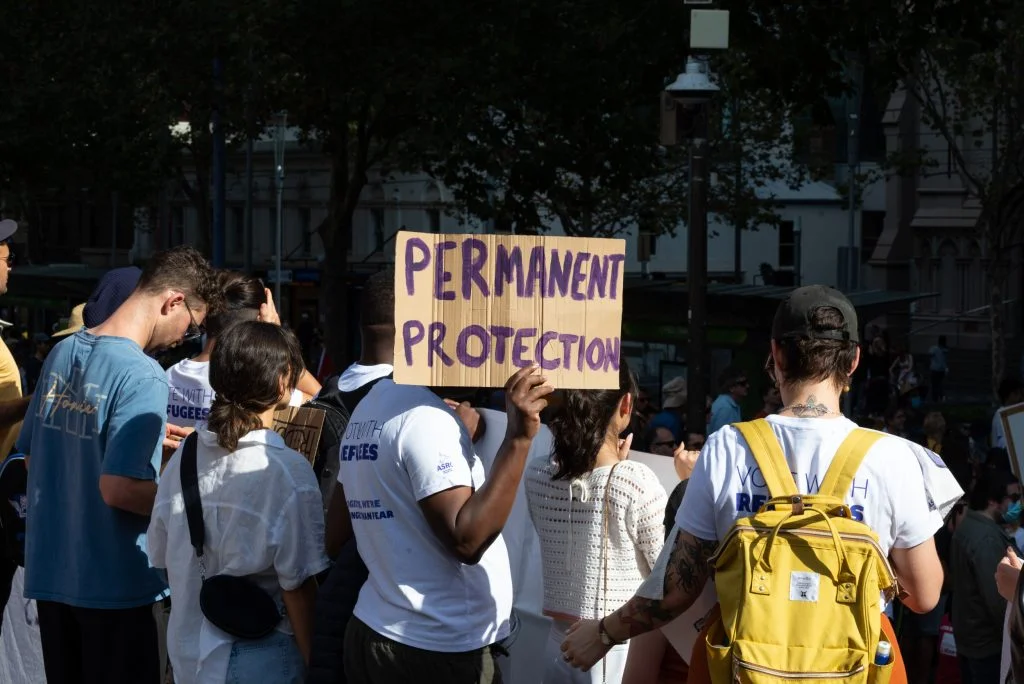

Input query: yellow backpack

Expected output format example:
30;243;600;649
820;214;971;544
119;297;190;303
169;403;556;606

705;419;899;683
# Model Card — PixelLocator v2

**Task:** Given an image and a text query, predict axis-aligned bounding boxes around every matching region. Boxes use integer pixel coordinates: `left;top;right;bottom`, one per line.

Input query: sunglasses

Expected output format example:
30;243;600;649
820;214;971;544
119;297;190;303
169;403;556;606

182;299;205;342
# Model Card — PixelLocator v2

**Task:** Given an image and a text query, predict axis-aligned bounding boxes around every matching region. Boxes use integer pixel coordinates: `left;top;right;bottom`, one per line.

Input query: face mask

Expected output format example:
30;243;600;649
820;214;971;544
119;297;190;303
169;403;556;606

910;396;922;409
1003;500;1022;524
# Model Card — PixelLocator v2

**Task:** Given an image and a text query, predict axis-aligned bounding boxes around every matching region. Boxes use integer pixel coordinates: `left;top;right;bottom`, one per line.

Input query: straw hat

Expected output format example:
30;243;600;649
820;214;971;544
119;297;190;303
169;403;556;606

52;303;86;338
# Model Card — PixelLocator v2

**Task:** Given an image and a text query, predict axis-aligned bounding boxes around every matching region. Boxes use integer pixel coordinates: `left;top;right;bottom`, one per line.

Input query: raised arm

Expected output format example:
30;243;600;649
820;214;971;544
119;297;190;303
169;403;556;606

419;365;551;565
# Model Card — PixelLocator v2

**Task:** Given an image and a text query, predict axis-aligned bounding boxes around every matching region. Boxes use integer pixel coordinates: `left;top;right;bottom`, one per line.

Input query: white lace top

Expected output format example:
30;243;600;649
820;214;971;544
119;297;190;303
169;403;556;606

525;459;668;622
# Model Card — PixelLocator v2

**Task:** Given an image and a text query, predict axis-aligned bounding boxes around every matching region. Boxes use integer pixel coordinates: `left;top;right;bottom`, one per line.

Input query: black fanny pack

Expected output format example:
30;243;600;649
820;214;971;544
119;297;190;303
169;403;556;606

181;433;281;640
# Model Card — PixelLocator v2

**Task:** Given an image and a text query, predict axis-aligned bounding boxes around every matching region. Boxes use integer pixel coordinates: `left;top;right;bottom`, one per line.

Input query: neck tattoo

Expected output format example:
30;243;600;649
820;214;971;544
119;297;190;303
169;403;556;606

780;395;836;418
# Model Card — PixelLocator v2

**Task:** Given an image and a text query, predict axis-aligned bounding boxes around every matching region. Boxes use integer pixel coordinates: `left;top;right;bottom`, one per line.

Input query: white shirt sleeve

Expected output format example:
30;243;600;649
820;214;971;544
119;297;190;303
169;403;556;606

400;405;476;502
889;443;943;549
146;498;169;570
675;431;724;542
271;470;331;591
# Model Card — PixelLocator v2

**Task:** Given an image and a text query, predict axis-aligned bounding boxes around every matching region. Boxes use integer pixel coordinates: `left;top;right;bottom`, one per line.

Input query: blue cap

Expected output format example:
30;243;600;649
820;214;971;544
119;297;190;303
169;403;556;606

83;267;142;328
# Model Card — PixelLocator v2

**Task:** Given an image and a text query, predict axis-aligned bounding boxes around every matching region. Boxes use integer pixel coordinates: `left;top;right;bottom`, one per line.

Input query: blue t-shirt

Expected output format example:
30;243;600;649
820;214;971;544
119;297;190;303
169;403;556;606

708;393;742;435
17;332;170;608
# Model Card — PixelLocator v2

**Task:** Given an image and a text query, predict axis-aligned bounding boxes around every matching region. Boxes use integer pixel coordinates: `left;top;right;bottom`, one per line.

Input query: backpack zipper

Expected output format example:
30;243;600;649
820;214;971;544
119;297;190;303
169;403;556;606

735;659;866;680
711;525;898;590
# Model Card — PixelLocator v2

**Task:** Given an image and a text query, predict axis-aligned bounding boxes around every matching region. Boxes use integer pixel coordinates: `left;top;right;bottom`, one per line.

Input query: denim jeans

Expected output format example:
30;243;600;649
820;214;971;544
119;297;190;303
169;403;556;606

225;629;305;684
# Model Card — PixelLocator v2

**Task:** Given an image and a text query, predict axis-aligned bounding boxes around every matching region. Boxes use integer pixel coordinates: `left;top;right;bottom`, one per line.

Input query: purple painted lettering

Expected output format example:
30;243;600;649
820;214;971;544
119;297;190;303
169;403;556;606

461;238;490;300
558;333;579;368
547;250;573;297
608;254;626;299
402;320;425;366
585;337;605;370
405;238;430;295
570;251;591;301
588;255;609;299
489;326;514;364
495;245;525;297
512;328;537;368
525;246;547;297
576;334;586;371
427;322;453;367
603;337;621;371
535;331;560;370
434;241;457;301
456;325;489;368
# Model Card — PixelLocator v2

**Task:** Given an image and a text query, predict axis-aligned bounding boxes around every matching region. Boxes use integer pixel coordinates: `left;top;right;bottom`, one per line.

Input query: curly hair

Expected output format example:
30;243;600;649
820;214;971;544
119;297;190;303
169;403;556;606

137;246;223;315
548;361;637;481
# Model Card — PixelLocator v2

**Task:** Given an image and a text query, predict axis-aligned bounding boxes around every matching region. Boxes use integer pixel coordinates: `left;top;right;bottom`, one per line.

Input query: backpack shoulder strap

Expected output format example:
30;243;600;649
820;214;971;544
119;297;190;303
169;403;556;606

734;419;800;497
179;433;205;560
819;428;885;499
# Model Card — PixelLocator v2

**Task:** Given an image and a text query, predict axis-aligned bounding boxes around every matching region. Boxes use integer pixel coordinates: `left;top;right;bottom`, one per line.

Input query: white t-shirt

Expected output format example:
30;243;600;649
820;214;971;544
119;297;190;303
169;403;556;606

167;358;304;430
337;380;513;652
676;415;943;557
147;429;329;684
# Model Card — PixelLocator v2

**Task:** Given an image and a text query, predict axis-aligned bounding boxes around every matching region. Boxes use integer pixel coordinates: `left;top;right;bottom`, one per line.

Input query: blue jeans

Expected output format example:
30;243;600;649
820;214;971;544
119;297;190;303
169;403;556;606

226;629;305;684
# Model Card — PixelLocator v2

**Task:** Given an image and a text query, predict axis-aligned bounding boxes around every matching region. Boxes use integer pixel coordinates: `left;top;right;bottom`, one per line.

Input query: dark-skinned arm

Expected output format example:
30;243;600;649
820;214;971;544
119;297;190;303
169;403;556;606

324;483;353;559
419;365;552;565
561;529;718;671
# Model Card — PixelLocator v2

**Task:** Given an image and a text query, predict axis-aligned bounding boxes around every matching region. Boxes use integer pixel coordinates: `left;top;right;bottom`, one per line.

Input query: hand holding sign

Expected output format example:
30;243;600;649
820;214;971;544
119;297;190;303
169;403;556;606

504;365;554;441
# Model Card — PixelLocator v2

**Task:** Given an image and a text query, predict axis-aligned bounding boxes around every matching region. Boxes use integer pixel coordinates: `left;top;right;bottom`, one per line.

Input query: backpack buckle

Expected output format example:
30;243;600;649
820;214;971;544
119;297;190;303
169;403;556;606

790;496;805;515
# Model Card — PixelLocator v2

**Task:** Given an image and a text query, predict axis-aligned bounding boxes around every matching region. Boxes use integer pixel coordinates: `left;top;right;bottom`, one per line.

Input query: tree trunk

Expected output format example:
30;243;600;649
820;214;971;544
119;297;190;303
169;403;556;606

990;263;1008;402
319;148;363;371
321;216;351;370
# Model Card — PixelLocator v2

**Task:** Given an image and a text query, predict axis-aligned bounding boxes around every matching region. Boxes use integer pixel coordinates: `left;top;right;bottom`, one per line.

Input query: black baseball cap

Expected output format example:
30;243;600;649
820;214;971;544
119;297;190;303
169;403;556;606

772;285;859;343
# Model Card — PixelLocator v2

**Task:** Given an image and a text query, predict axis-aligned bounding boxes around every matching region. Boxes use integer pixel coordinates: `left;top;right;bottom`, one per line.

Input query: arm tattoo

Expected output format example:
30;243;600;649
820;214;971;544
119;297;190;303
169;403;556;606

613;532;717;638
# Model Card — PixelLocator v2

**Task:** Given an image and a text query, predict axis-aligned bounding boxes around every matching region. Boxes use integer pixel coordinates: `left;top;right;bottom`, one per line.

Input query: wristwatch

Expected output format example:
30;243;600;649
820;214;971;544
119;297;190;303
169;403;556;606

599;617;625;646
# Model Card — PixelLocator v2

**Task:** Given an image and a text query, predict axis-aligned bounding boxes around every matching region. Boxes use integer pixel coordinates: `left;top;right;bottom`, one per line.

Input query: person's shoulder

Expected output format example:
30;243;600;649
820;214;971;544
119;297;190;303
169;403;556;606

265;441;319;483
618;459;663;484
616;460;668;499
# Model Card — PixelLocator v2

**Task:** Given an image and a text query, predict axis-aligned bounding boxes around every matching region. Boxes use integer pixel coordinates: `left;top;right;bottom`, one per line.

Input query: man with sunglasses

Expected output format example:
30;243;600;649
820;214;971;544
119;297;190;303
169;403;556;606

16;246;221;684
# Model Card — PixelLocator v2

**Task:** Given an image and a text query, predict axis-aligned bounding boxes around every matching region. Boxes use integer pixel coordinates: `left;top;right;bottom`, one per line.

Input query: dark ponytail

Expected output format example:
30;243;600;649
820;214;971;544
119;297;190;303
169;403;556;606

208;321;304;451
548;360;636;481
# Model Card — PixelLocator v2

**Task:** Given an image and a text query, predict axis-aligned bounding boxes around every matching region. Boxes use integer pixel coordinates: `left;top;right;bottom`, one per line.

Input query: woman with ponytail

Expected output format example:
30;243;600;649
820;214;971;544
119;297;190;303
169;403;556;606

148;322;330;684
525;361;669;684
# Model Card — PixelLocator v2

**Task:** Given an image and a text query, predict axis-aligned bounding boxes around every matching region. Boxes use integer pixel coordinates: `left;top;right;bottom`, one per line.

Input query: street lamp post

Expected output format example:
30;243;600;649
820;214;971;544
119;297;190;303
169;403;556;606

272;111;288;308
666;57;719;438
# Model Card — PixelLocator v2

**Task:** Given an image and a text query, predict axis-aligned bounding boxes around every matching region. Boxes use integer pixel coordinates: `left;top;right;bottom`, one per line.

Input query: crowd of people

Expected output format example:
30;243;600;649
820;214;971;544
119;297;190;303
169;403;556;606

0;218;1016;684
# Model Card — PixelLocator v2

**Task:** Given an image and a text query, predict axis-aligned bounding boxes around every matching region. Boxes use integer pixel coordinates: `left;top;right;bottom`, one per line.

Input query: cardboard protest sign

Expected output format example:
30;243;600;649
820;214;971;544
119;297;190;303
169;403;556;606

272;406;326;466
394;232;626;389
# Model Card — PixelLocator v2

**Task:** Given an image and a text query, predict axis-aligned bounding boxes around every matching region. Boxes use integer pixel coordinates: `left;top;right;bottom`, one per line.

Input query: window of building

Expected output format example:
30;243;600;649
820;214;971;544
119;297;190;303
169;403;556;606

860;210;885;263
371;207;385;251
776;220;796;286
426;208;441;233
